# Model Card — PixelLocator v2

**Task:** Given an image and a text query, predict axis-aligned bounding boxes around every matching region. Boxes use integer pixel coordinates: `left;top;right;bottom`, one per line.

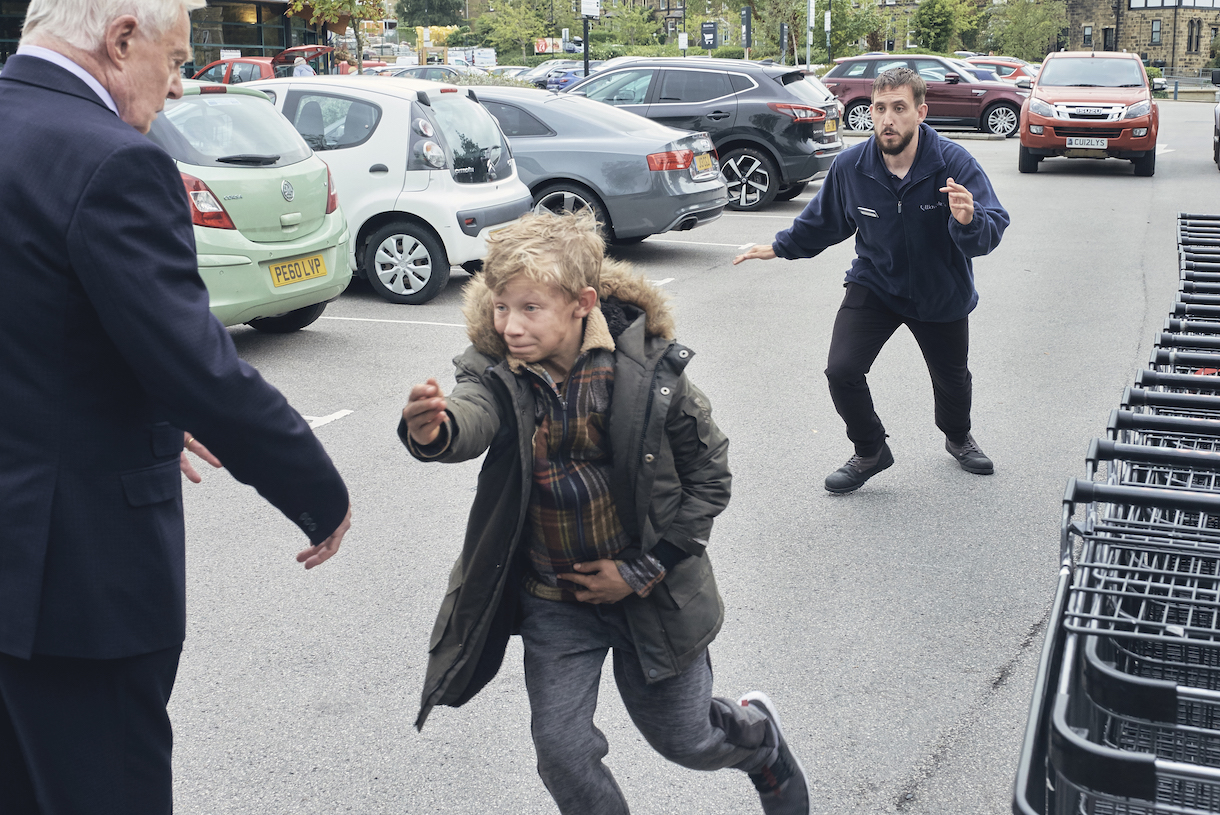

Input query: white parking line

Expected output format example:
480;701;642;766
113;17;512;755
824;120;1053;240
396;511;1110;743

304;410;353;429
321;316;464;327
721;213;800;219
1157;143;1174;155
647;239;744;248
650;278;675;286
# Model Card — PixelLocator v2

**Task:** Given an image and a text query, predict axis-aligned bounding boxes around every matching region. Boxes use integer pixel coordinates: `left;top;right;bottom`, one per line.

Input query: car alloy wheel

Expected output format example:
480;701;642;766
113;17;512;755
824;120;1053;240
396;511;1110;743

532;182;612;239
721;147;779;211
983;104;1019;138
845;101;873;132
364;222;450;305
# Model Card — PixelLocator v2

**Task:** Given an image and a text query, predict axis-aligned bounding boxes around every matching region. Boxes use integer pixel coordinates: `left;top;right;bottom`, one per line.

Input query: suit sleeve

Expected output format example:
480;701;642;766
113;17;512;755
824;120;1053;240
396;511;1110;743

66;141;348;543
946;149;1009;259
771;161;858;260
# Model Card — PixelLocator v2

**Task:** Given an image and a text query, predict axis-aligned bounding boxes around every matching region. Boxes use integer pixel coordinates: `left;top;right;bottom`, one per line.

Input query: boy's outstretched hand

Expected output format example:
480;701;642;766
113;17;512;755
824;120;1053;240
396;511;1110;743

560;560;633;605
403;377;448;446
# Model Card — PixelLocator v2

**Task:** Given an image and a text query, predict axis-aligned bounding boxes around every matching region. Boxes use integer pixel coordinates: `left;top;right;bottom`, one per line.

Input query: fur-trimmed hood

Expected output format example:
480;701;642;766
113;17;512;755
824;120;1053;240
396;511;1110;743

461;257;676;361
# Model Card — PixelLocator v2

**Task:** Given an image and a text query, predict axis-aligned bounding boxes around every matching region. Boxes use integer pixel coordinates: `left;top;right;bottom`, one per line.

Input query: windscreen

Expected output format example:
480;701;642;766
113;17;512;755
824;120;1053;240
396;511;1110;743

430;94;509;184
1038;57;1145;87
149;93;312;167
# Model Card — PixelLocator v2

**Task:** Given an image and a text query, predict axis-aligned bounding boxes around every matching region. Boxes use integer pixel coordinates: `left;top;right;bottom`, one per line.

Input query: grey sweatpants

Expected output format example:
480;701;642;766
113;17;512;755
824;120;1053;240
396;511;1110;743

518;588;775;815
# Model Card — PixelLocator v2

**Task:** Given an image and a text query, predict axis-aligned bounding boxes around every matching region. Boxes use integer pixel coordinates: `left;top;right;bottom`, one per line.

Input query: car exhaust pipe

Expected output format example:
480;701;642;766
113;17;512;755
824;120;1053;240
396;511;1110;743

676;216;698;231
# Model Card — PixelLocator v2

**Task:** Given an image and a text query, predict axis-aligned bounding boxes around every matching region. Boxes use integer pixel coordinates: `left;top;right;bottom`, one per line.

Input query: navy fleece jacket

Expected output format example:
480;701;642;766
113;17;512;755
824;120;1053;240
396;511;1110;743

772;123;1009;322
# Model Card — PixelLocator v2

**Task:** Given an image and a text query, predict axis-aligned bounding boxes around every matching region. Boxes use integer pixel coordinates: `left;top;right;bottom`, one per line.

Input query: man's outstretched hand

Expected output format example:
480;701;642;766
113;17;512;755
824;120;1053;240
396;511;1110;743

940;177;974;225
732;244;777;265
297;504;351;570
180;432;222;484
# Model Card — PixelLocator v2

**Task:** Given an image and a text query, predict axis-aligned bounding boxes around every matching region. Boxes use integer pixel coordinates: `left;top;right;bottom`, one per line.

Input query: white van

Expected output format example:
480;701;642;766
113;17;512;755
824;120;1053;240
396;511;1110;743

246;76;532;304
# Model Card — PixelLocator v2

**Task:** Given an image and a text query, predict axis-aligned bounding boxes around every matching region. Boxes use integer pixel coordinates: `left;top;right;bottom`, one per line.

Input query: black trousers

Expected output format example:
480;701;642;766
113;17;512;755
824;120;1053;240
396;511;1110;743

825;283;973;457
0;645;181;815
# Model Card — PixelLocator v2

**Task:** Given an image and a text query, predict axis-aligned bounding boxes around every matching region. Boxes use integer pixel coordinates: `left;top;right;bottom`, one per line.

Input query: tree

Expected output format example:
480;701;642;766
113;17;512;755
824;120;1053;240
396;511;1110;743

912;0;954;52
608;3;660;46
485;0;548;59
751;0;880;61
396;0;465;27
287;0;386;73
987;0;1066;63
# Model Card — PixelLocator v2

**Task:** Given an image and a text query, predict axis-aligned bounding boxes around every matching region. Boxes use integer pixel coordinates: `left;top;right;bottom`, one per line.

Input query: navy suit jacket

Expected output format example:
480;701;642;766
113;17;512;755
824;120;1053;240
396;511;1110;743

0;56;350;660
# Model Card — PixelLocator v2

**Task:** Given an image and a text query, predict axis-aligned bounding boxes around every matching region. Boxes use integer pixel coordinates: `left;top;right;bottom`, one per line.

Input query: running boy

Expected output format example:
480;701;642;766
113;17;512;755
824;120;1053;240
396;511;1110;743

399;212;809;815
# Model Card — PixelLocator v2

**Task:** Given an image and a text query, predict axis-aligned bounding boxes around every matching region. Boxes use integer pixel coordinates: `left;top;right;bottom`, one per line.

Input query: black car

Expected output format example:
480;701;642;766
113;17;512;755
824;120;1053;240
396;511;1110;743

563;57;843;211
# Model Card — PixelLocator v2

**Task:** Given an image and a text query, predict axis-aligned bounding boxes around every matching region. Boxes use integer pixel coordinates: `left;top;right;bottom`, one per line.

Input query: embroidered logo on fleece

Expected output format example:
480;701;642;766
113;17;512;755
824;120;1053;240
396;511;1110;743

920;202;946;211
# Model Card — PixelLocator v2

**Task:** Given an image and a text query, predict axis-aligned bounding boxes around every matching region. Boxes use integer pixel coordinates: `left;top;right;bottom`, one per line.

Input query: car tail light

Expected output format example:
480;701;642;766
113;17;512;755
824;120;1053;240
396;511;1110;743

324;165;339;214
767;102;827;122
646;149;694;171
199;85;227;94
180;173;235;229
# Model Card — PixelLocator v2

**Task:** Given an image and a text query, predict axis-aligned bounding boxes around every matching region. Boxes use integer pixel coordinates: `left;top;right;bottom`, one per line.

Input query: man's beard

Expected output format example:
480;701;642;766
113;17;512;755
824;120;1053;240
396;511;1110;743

877;126;915;156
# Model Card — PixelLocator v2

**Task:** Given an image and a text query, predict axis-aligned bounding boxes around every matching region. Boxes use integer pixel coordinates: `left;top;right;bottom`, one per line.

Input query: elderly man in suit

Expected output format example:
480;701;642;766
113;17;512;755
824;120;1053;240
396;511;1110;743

0;1;353;812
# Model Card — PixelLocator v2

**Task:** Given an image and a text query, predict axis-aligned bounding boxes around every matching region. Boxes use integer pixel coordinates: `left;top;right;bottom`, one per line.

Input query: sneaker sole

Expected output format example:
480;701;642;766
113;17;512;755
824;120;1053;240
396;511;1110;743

739;691;811;812
960;461;994;475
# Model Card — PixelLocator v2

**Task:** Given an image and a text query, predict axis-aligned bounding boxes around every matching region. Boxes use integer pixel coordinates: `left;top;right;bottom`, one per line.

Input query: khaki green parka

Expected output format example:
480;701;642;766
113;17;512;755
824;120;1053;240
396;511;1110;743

403;264;731;730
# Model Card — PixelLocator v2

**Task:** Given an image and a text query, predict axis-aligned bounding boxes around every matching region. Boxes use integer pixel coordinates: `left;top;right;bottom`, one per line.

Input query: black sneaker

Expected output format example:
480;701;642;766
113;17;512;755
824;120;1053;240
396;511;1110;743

823;443;894;493
945;433;994;475
740;692;810;815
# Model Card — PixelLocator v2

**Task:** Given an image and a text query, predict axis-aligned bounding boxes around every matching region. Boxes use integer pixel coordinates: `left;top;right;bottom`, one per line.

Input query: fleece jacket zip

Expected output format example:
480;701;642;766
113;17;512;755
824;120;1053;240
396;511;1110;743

772;123;1010;322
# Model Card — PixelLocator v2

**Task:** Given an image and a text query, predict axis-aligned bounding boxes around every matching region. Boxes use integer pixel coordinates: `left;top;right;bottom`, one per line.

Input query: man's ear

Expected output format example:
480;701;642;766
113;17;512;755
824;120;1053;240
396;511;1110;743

104;15;140;66
574;286;598;319
917;102;929;123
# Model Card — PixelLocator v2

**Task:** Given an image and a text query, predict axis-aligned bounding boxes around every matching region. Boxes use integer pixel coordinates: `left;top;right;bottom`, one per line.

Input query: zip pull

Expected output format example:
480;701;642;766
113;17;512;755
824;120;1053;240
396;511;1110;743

898;200;902;214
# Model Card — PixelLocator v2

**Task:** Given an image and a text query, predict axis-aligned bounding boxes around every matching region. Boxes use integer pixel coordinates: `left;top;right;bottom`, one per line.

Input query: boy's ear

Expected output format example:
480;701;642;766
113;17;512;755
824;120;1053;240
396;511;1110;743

573;287;598;319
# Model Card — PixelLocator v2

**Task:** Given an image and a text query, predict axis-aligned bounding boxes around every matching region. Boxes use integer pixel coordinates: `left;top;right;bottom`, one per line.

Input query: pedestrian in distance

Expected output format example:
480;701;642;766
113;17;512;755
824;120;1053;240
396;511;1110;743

734;67;1010;494
0;1;352;812
292;55;315;76
400;211;810;815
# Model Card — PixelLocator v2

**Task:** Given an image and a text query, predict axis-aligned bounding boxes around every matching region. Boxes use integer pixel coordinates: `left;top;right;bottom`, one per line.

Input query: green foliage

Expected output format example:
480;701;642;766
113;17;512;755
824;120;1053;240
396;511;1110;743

484;0;548;60
395;0;464;27
912;0;954;52
713;45;746;59
1145;66;1162;79
454;72;536;86
607;4;662;47
986;0;1065;63
287;0;387;72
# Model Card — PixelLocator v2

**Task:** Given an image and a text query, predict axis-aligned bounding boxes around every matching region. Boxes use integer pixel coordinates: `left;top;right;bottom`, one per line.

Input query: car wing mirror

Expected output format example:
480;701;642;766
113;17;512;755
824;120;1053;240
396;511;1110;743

1015;77;1032;90
1212;68;1220;86
944;72;961;84
1152;77;1166;91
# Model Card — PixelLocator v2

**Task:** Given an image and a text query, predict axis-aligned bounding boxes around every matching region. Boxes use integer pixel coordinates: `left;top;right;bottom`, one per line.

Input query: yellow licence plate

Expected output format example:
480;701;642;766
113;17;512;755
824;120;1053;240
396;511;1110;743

270;254;327;288
695;152;714;172
824;118;838;133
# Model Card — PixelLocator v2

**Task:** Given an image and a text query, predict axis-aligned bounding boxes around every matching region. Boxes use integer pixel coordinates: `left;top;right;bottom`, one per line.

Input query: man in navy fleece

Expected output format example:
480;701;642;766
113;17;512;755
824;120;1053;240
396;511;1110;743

734;66;1009;494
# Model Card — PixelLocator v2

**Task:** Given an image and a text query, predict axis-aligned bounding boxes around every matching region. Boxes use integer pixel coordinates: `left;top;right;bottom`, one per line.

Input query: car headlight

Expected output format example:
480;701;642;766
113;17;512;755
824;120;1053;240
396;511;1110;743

1029;97;1055;118
1124;100;1151;119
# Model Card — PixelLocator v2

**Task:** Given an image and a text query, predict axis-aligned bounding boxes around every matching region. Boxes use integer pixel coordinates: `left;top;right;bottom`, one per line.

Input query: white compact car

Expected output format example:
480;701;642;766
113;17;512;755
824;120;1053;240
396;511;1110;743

245;76;532;304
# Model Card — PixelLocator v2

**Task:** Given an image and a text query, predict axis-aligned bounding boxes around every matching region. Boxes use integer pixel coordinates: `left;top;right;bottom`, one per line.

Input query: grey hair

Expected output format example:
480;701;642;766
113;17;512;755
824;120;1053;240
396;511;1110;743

22;0;206;51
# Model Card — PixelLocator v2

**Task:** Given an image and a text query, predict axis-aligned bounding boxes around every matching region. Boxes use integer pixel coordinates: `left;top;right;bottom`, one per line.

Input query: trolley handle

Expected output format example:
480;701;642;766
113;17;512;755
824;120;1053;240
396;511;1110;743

1123;386;1220;410
1107;408;1220;440
1063;477;1220;514
1086;437;1220;472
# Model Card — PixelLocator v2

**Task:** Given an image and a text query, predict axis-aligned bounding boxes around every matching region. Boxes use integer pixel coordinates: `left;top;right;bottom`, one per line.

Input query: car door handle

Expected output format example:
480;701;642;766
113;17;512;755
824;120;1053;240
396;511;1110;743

369;164;389;173
706;111;731;120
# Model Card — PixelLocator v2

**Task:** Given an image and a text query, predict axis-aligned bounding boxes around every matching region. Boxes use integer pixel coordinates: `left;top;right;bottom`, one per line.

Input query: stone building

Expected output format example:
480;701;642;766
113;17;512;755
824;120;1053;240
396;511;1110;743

1066;0;1220;72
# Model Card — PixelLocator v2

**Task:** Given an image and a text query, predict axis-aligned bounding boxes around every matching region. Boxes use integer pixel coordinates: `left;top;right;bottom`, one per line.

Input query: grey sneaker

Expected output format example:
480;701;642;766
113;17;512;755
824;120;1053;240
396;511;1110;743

824;442;894;493
945;433;994;475
740;692;810;815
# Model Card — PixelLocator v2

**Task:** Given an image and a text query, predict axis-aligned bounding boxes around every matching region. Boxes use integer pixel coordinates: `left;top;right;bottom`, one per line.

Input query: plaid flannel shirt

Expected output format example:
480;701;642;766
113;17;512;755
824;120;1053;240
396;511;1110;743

519;346;665;602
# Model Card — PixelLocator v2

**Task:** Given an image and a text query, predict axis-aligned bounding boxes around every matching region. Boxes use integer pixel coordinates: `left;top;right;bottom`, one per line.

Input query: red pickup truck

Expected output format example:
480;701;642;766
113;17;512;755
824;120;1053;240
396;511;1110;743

1018;51;1159;176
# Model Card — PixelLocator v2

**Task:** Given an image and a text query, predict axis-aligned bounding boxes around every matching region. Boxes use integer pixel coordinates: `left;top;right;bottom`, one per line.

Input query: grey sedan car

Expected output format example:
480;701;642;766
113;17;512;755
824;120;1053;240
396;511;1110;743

470;86;727;244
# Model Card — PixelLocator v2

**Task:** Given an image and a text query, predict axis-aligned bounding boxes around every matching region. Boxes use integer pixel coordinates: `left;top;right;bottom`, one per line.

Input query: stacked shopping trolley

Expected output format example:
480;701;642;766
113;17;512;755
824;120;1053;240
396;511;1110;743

1015;214;1220;815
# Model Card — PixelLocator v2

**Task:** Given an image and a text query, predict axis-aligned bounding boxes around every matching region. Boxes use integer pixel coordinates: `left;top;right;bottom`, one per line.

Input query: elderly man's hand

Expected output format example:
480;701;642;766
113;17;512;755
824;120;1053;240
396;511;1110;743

179;432;222;483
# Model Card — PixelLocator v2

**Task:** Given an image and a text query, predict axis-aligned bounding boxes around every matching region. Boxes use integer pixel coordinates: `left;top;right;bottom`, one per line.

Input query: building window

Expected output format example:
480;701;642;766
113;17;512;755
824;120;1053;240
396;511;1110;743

1151;19;1161;44
1083;24;1093;46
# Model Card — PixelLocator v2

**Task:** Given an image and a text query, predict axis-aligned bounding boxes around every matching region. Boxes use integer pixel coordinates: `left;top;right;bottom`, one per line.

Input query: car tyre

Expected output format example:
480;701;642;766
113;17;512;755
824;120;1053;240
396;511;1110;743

1133;147;1156;177
775;182;808;201
982;103;1019;138
532;182;612;239
1214;127;1219;169
610;235;648;245
246;301;328;333
721;147;779;212
845;101;873;132
1018;143;1039;174
364;222;450;305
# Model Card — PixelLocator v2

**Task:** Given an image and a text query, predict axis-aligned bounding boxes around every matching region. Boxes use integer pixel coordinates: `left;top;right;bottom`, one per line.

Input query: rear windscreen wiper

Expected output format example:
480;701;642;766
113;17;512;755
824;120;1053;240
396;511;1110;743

215;154;281;165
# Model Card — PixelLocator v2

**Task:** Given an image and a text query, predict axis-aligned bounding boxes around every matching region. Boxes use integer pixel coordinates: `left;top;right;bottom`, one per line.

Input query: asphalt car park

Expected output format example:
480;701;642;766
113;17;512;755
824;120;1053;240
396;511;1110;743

169;100;1218;815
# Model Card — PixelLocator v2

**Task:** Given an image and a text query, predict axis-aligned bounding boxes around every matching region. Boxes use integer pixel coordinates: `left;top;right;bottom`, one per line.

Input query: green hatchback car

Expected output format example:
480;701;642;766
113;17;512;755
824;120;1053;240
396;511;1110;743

147;81;350;332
